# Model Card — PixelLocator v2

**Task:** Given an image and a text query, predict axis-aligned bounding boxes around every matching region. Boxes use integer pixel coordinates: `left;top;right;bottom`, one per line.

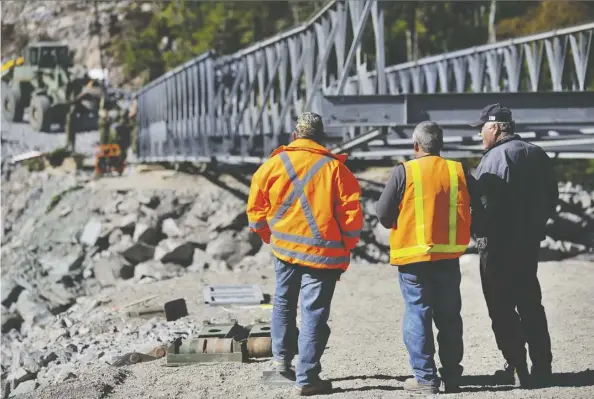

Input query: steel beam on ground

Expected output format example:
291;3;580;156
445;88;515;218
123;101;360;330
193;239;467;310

321;92;594;128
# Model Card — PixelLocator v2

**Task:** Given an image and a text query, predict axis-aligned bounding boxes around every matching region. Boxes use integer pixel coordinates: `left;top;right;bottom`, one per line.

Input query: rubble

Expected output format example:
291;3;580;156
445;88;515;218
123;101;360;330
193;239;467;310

0;163;592;397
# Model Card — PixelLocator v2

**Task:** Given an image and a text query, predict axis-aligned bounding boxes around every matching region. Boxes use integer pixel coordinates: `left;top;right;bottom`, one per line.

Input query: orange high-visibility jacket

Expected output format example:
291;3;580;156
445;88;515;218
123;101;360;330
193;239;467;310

247;139;363;271
390;156;471;266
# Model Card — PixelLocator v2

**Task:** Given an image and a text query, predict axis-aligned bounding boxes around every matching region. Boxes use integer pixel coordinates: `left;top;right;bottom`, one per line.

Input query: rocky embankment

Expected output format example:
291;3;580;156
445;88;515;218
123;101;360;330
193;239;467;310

0;164;593;397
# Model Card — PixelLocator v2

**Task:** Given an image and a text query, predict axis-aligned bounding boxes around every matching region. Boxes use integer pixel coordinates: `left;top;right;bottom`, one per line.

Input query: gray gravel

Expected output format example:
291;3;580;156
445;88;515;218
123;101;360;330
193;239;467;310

13;254;594;399
1;116;99;161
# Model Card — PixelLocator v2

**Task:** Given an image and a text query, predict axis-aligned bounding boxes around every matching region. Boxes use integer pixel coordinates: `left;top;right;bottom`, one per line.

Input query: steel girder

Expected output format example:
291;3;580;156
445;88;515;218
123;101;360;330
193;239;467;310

321;92;594;128
321;92;594;157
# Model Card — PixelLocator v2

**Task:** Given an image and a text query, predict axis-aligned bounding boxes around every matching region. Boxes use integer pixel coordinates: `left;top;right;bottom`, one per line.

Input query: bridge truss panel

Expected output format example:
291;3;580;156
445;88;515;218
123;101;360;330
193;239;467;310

136;52;216;163
344;23;594;94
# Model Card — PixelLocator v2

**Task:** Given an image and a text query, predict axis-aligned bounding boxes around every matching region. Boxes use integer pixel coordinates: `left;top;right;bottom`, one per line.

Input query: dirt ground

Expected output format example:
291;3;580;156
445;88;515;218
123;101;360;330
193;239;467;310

30;253;594;399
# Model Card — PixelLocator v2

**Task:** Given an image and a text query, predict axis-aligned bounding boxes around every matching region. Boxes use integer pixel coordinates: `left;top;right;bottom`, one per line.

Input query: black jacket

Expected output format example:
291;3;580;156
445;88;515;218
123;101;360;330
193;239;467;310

473;135;558;247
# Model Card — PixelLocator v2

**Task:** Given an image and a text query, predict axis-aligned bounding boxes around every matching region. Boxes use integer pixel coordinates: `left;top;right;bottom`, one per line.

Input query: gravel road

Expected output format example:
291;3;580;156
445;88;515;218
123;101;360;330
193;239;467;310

1;116;99;161
23;253;594;399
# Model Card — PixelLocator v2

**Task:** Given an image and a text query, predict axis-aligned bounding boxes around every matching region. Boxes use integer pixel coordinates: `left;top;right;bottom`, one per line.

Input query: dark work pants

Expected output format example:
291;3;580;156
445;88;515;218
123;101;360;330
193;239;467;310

479;242;552;372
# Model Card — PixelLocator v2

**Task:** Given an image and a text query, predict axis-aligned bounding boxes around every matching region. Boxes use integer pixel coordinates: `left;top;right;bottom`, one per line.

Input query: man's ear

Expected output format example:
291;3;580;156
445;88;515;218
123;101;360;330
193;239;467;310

413;141;419;153
493;123;502;138
291;131;296;141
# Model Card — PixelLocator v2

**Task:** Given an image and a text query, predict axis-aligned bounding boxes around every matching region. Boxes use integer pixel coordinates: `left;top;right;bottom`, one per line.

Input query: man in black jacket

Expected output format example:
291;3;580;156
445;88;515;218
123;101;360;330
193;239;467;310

471;104;558;387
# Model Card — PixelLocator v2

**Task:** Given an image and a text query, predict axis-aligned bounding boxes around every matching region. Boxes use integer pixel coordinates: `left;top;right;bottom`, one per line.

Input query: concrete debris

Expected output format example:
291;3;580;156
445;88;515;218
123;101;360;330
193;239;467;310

162;218;182;238
10;380;36;397
80;219;102;247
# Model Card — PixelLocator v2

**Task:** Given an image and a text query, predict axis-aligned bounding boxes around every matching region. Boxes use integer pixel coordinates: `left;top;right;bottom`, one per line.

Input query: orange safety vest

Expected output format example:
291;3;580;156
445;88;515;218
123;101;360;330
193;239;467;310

247;139;363;271
390;156;471;266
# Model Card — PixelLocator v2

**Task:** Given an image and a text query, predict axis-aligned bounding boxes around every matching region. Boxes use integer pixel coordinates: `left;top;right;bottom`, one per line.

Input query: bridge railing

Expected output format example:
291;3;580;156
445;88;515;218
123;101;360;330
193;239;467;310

339;22;594;94
136;52;216;162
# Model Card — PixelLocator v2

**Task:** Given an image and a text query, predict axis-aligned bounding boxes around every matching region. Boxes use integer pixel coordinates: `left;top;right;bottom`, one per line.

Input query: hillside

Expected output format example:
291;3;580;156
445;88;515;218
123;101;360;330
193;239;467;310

3;1;593;90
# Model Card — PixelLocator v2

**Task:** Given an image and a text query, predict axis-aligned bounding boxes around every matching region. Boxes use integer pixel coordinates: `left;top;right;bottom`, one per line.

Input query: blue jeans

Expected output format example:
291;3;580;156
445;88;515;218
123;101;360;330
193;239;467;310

398;259;464;385
271;257;340;386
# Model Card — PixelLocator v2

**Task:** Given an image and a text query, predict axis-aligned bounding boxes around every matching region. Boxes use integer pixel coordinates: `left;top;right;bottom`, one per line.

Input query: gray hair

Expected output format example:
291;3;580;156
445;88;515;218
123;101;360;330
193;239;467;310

412;121;443;154
294;112;324;140
495;121;515;136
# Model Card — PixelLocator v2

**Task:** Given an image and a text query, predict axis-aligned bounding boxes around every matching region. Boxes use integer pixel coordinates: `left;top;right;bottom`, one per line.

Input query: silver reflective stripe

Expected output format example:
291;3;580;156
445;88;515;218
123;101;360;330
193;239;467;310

271;230;343;248
268;153;333;238
249;219;267;230
342;229;361;238
272;245;349;266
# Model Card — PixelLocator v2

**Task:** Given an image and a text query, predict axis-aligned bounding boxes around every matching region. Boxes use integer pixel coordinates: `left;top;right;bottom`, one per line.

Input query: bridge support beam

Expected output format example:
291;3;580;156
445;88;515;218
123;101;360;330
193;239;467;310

322;92;594;129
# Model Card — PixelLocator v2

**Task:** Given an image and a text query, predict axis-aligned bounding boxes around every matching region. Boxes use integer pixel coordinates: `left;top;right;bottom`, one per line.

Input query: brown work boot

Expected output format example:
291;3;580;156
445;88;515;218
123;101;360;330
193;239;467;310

403;378;440;395
271;359;295;380
293;380;333;396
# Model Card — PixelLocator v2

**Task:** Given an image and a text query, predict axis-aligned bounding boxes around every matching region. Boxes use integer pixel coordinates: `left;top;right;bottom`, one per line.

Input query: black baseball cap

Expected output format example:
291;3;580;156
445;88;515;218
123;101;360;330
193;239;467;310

470;103;513;128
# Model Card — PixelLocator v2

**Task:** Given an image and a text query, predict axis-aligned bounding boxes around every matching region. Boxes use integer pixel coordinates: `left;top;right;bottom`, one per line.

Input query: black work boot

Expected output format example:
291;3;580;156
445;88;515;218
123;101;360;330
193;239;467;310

494;362;531;387
531;365;553;387
442;380;461;394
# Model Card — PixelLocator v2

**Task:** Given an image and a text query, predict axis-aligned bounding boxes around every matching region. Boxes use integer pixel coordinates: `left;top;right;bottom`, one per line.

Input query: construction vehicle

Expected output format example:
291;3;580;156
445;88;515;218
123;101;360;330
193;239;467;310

1;42;104;132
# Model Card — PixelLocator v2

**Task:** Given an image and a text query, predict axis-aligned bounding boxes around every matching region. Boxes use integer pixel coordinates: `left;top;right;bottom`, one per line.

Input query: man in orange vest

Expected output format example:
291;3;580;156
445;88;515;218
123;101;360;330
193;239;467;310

247;112;363;396
376;121;481;394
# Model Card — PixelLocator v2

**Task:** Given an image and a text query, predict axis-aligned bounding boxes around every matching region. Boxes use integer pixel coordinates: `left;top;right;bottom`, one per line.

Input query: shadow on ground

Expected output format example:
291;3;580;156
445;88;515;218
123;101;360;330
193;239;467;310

330;374;407;394
459;369;594;392
326;370;594;394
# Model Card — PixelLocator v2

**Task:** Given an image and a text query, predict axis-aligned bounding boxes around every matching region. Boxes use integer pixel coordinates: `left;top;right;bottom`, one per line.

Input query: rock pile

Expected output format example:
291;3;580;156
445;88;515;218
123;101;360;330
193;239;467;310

0;165;267;396
542;182;594;260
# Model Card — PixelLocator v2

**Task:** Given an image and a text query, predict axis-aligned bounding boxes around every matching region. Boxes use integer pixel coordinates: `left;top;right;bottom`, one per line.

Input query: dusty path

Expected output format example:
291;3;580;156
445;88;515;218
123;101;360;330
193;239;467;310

28;253;594;399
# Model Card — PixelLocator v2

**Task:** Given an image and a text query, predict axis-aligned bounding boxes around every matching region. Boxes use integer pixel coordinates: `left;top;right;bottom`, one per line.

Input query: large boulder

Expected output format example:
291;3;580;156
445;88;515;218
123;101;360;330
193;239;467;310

132;223;160;245
1;277;24;308
15;290;54;330
92;255;134;286
134;260;183;281
206;230;256;266
154;239;195;267
372;223;390;247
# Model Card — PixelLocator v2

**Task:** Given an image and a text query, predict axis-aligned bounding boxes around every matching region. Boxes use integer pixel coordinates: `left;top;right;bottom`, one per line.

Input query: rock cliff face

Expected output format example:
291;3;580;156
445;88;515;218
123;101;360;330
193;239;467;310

1;0;143;87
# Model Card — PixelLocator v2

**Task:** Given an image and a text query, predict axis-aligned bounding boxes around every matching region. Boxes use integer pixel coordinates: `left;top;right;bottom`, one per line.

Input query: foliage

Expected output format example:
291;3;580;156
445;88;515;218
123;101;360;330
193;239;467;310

108;0;594;87
552;159;594;190
46;185;83;214
45;147;73;167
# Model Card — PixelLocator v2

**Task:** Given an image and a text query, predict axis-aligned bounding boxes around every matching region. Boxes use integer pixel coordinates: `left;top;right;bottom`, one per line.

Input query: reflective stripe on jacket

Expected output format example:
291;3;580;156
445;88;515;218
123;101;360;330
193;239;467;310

247;139;363;270
390;156;471;266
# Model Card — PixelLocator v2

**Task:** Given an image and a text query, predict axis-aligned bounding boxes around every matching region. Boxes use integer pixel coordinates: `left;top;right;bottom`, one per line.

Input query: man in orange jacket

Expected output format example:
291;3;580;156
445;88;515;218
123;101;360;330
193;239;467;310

376;121;482;394
247;112;363;396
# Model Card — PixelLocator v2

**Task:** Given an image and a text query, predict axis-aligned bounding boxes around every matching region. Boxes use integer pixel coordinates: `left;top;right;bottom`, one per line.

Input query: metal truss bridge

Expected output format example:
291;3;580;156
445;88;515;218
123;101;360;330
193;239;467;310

135;0;594;164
